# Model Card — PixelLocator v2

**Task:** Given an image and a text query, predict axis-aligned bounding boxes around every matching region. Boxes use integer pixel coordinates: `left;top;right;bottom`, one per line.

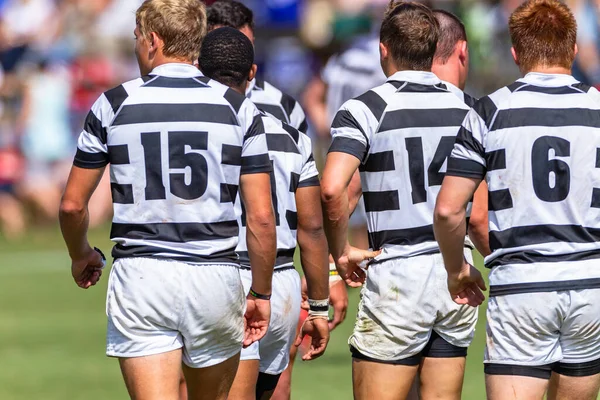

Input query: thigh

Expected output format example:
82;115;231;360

119;349;183;400
350;257;437;362
258;270;302;375
485;374;548;400
353;358;418;400
229;359;260;400
180;264;245;369
548;372;600;400
419;356;466;400
183;352;241;400
106;259;184;358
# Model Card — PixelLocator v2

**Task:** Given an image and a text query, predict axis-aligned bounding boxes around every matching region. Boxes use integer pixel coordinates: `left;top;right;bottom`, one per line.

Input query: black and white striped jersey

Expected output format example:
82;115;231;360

246;78;307;132
448;72;600;296
74;63;271;265
442;80;477;108
235;114;319;269
322;35;387;124
329;71;470;262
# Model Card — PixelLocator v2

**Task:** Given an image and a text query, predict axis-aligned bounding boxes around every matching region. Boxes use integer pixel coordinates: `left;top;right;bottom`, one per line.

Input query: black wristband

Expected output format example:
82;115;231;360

249;288;271;300
94;247;106;261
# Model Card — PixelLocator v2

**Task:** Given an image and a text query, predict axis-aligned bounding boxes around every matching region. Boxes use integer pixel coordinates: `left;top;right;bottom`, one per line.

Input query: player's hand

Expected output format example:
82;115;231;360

295;315;330;361
447;260;487;307
328;280;348;331
71;246;105;289
335;246;380;288
243;296;271;347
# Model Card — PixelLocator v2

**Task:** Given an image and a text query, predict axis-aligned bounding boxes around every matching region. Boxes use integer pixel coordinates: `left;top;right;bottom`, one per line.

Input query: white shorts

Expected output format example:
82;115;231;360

239;268;301;375
106;258;245;369
485;288;600;378
349;249;477;363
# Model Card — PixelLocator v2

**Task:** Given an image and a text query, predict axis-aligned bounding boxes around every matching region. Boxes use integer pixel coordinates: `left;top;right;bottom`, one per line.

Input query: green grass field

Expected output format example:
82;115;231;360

0;225;488;399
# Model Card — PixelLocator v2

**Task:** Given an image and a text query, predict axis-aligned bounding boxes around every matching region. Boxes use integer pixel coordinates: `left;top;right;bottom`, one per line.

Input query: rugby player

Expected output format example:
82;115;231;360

198;27;331;400
435;0;600;399
321;2;483;399
59;1;276;399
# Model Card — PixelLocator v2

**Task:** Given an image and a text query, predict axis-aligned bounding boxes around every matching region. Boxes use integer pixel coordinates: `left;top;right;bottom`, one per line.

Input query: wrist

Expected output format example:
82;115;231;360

308;298;329;318
69;243;93;261
329;262;342;283
249;287;271;300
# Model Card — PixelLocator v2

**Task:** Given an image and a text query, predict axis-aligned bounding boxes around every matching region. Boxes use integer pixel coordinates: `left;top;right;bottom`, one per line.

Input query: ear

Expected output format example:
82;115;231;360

458;41;468;66
248;64;258;82
574;43;579;57
511;47;519;66
148;31;160;53
379;42;388;62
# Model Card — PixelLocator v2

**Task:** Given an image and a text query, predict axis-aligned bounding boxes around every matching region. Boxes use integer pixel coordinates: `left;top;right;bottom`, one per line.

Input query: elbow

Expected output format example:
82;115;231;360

321;180;344;205
246;209;276;232
434;202;462;225
298;221;325;243
59;198;85;219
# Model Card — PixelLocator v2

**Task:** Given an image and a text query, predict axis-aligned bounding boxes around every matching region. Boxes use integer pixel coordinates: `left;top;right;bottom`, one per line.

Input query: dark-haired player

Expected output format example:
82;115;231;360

199;27;331;400
436;0;600;399
321;2;483;399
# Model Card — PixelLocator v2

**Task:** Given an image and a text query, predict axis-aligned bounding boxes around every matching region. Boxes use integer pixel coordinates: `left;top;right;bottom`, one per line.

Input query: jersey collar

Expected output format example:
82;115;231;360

149;63;202;78
519;72;579;87
386;70;441;86
246;77;265;96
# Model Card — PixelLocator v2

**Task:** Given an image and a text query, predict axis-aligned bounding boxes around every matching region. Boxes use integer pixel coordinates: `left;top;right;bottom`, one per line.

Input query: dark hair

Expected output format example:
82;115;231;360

207;0;254;32
380;1;439;71
509;0;577;71
433;9;467;64
199;27;254;87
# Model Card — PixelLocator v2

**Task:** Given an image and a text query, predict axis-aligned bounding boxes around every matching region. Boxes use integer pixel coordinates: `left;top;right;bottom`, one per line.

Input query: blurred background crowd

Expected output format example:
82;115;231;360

0;0;599;240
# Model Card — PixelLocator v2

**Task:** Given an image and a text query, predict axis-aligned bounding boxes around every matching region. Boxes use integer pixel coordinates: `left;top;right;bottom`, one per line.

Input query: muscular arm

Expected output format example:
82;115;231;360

468;181;490;257
296;186;329;301
240;172;276;295
59;166;105;259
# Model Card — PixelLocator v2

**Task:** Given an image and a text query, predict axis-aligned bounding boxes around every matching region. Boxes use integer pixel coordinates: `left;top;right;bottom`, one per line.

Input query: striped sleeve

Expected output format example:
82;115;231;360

73;95;110;169
289;101;308;133
298;133;319;188
240;101;272;175
328;97;376;163
446;98;491;179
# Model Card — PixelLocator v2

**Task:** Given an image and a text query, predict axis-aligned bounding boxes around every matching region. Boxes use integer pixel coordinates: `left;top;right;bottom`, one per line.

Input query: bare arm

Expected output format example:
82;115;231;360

296;185;329;300
240;172;276;295
302;76;329;139
468;181;491;257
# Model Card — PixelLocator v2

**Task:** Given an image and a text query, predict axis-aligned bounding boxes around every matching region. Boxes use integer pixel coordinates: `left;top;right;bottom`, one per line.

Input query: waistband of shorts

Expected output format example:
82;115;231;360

239;265;296;273
368;246;472;266
489;277;600;297
113;256;240;268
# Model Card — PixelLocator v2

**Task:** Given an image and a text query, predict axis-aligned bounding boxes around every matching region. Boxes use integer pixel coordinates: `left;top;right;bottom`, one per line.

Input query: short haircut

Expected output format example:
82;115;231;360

199;27;254;87
136;0;206;62
509;0;577;71
207;0;254;32
433;9;467;64
380;1;439;71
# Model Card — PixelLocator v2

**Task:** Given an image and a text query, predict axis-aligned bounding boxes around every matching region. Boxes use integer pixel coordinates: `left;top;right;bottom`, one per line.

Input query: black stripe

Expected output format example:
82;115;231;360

245;114;266;140
254;78;264;90
104;84;129;114
281;122;299;143
241;154;272;174
507;82;529;93
488;189;513;211
492;108;600;130
298;118;308;133
446;157;486;179
355;90;387;121
111;183;134;204
110;221;239;242
486;249;600;269
573;82;592;93
485;149;506;171
237;248;296;268
388;80;404;90
389;81;449;93
361;151;395;172
331;109;368;141
363;190;400;212
328;137;367;162
472;96;497;129
369;225;435;249
224;88;245;114
73;149;109;169
83;110;107;143
464;93;477;108
266;133;300;154
197;76;211;84
221;144;242;166
144;76;208;88
280;92;297;119
489;224;600;252
489;278;600;297
112;244;238;264
553;359;600;377
289;172;300;192
591;188;600;208
484;364;551;380
141;75;153;83
379;108;467;132
220;183;239;203
286;210;298;230
113;104;238;126
455;126;485;155
298;175;320;188
515;85;584;95
107;145;130;165
256;103;287;123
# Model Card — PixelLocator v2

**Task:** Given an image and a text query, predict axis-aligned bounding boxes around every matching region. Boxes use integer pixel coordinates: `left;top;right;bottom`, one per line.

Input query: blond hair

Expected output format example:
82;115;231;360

136;0;206;62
